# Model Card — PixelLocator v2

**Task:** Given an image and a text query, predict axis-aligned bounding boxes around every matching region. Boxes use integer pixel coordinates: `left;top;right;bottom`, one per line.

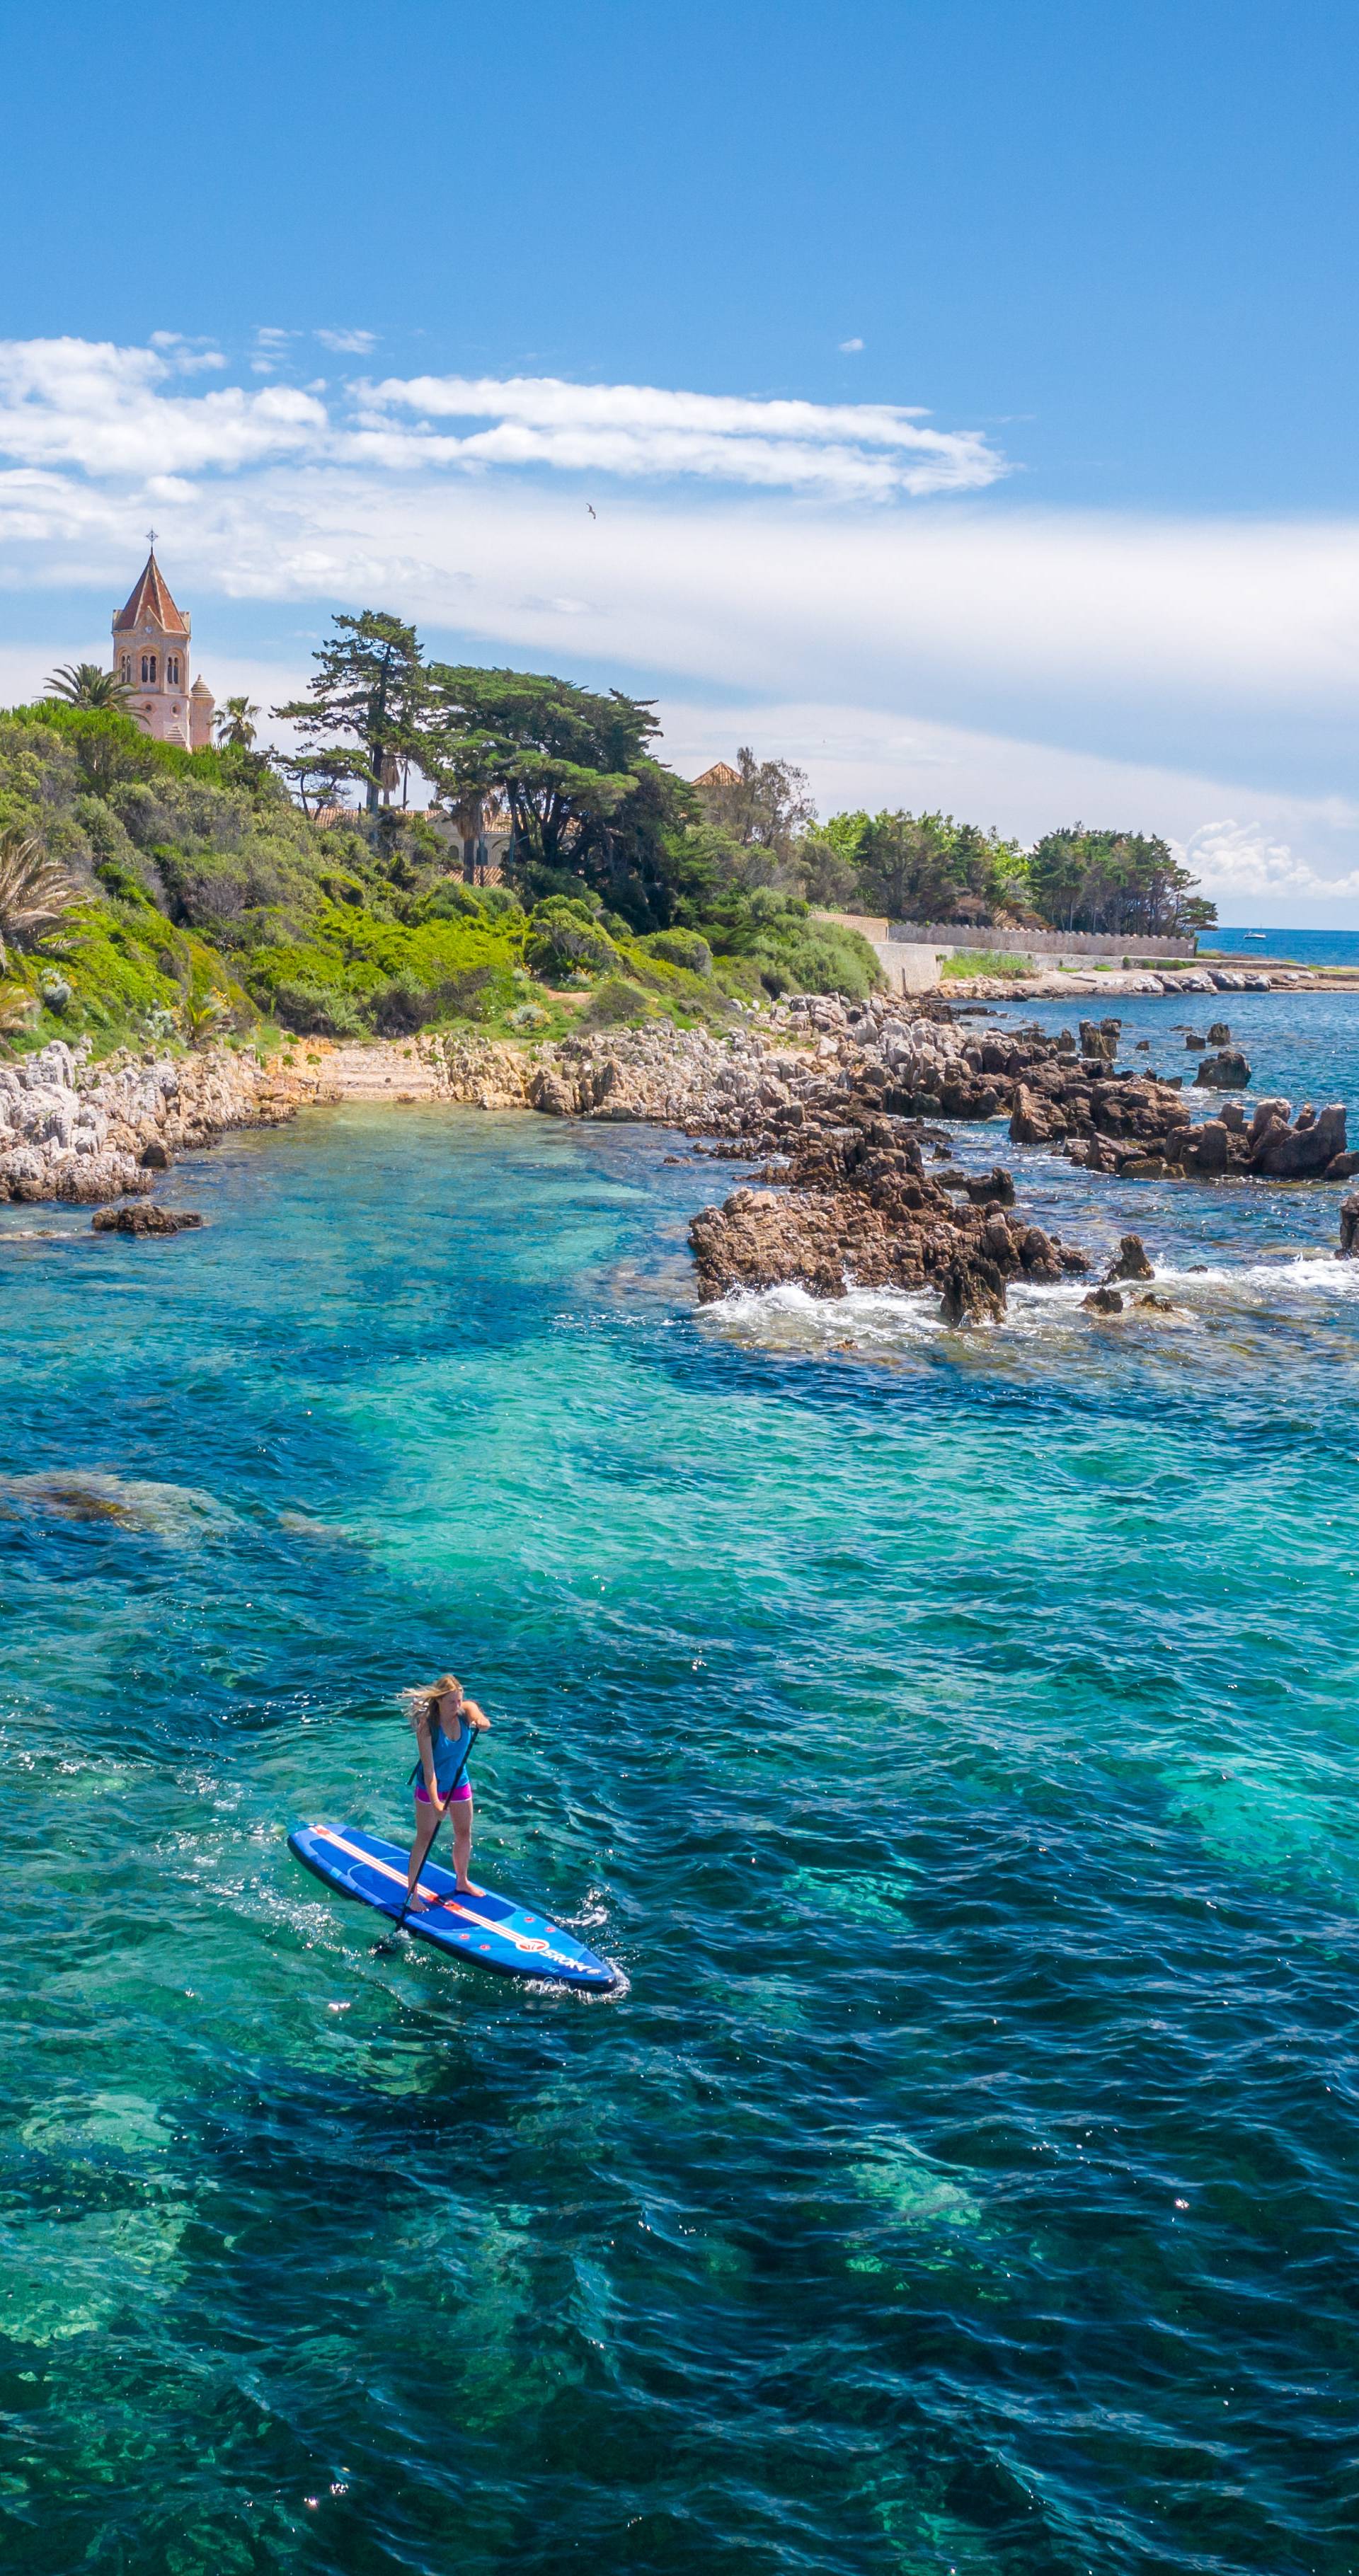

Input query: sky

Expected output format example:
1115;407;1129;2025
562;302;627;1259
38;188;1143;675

2;0;1358;918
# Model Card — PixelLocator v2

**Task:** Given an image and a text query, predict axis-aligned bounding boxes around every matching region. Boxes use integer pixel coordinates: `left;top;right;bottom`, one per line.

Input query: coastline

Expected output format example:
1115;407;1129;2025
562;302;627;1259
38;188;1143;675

6;986;1356;1323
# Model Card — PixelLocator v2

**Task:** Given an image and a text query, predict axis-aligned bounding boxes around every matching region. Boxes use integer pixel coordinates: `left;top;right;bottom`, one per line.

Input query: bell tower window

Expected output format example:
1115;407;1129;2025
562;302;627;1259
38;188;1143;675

167;654;180;686
119;654;132;684
142;652;157;684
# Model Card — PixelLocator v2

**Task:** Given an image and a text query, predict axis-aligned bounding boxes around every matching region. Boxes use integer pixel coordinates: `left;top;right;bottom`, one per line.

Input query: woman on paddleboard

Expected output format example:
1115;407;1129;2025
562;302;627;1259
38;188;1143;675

403;1674;490;1909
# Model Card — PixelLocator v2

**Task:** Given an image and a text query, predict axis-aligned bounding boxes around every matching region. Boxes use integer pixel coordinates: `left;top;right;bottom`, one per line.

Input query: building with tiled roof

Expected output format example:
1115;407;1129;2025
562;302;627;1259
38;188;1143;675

111;546;215;752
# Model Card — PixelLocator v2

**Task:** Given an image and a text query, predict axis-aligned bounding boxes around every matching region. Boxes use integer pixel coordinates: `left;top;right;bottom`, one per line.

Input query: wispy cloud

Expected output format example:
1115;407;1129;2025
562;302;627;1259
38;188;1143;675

839;337;864;353
0;338;1004;501
315;328;377;355
357;371;1001;497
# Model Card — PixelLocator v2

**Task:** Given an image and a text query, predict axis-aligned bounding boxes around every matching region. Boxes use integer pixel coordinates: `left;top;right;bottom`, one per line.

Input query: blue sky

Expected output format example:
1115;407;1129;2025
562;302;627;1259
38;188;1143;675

3;0;1358;916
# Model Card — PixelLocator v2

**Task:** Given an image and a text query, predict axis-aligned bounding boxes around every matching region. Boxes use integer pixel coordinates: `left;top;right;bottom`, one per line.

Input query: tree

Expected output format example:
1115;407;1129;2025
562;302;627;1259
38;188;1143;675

847;810;1029;923
273;747;371;818
0;828;77;971
44;662;133;711
420;664;694;926
694;745;815;873
215;696;260;750
1027;827;1215;937
273;611;425;815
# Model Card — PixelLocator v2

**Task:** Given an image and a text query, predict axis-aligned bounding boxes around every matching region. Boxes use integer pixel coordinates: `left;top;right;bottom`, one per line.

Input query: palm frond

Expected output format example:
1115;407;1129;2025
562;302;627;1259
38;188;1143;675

0;829;78;972
44;662;135;710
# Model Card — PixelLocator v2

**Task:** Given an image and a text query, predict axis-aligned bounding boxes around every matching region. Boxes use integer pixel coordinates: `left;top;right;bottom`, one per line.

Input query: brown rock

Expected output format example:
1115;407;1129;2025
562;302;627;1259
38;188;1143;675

1009;1084;1053;1144
91;1204;205;1237
1082;1286;1124;1314
1104;1234;1154;1282
138;1139;172;1170
1341;1192;1359;1258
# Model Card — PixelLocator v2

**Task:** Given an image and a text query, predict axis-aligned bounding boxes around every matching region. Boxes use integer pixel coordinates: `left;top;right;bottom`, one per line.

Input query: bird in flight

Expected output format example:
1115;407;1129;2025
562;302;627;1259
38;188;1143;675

587;504;596;519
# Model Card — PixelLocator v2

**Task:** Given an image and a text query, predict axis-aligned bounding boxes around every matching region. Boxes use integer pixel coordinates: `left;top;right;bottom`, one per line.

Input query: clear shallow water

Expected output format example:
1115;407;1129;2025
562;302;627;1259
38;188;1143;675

4;1005;1359;2576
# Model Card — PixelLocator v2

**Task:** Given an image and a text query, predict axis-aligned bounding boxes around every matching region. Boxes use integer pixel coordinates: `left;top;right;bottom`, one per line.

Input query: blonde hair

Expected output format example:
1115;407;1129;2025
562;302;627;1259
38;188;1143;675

401;1674;461;1735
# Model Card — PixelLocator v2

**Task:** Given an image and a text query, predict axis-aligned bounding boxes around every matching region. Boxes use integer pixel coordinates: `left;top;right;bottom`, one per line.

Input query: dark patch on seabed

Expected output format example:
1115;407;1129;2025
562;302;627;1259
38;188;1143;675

3;1023;1359;2575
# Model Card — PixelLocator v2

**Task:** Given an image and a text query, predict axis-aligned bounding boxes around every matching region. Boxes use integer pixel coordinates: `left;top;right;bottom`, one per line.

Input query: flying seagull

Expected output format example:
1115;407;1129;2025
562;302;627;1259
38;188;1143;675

587;504;596;519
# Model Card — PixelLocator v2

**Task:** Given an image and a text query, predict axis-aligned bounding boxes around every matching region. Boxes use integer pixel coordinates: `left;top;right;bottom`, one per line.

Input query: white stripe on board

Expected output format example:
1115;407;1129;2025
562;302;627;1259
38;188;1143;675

309;1826;584;1970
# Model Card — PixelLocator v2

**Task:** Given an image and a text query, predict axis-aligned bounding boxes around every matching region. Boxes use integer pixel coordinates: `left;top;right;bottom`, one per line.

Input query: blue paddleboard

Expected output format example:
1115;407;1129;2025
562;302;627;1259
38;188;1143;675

287;1822;618;1992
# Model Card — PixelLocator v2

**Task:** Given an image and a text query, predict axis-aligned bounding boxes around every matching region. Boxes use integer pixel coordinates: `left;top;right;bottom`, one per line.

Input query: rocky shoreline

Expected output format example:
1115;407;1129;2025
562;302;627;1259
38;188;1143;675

0;1040;318;1205
4;995;1357;1321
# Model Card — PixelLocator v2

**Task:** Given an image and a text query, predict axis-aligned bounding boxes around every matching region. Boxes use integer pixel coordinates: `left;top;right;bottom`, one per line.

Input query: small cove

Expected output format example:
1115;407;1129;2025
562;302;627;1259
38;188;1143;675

4;999;1359;2574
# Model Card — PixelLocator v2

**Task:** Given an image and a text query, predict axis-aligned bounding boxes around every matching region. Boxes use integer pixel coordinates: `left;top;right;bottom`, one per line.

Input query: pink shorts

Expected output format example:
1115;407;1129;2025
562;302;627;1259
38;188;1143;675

415;1781;471;1805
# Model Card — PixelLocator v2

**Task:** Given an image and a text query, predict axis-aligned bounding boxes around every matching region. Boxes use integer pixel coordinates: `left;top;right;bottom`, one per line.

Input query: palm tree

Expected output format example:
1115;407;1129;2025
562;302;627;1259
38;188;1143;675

180;987;230;1048
215;696;260;751
0;829;77;972
45;662;134;710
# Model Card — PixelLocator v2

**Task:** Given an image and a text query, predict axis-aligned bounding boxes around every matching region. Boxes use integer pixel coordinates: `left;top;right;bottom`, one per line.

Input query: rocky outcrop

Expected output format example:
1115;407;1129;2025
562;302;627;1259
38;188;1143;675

1105;1234;1154;1282
0;1039;318;1205
1195;1047;1251;1088
1341;1193;1359;1256
91;1204;205;1236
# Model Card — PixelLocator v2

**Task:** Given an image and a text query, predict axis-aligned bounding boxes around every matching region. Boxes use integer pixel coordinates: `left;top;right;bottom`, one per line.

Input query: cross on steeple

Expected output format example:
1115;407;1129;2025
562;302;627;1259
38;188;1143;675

145;527;159;549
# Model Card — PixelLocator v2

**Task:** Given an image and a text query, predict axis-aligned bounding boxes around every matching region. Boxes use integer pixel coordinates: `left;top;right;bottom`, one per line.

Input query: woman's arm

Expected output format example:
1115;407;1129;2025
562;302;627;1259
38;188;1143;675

464;1698;491;1731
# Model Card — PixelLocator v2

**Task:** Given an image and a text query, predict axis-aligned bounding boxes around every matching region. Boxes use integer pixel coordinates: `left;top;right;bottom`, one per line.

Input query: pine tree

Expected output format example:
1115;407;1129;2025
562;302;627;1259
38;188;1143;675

273;611;425;814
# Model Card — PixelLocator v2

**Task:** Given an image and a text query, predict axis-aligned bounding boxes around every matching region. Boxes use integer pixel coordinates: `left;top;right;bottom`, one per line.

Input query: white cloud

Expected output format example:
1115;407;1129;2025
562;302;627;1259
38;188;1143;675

315;328;377;355
839;337;864;353
0;337;1002;502
357;371;1002;497
1182;820;1359;906
0;340;326;475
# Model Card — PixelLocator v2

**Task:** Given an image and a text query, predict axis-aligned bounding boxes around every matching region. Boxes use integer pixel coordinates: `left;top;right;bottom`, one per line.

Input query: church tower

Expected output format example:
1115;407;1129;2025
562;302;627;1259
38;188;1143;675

111;545;216;752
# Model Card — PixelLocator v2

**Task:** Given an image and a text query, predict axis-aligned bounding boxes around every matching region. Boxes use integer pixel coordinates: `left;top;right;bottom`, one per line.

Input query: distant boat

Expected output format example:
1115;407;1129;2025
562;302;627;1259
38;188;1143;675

1243;931;1267;941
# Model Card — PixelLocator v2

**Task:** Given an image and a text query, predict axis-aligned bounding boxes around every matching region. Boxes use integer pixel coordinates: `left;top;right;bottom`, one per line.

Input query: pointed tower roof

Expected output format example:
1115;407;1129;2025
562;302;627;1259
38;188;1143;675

113;550;189;636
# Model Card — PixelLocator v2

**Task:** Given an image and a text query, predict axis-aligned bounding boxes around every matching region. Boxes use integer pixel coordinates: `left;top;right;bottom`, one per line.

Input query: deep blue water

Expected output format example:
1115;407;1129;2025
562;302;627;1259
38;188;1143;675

1200;926;1359;968
4;997;1359;2574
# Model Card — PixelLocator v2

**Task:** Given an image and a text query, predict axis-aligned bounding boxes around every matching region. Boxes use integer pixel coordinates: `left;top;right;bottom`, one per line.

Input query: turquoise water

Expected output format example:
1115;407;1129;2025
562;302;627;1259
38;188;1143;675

4;1000;1359;2575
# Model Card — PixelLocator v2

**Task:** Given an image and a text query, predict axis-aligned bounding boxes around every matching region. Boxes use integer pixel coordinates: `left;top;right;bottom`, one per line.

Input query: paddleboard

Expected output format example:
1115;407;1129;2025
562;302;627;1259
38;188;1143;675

287;1822;618;1992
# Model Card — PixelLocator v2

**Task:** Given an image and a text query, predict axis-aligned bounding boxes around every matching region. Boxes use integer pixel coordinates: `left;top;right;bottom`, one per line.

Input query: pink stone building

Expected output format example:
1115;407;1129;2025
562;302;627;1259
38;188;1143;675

112;549;215;752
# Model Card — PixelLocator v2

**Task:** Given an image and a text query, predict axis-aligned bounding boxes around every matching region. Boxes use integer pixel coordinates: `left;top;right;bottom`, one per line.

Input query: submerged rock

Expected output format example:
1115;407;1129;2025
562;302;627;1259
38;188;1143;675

1083;1286;1125;1314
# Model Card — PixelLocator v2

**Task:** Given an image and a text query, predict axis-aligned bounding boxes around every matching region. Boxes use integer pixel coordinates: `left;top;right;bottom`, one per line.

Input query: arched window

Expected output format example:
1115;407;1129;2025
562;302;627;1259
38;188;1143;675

118;654;132;684
167;654;180;686
141;652;158;684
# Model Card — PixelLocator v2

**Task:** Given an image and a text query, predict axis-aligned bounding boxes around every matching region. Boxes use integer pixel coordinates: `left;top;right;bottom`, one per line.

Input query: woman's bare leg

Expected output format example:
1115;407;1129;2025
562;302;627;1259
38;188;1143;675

406;1801;440;1907
452;1794;478;1894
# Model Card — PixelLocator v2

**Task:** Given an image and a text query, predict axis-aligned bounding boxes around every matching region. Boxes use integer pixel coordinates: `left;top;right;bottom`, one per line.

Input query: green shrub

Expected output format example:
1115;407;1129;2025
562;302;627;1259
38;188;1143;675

641;926;713;974
578;974;656;1028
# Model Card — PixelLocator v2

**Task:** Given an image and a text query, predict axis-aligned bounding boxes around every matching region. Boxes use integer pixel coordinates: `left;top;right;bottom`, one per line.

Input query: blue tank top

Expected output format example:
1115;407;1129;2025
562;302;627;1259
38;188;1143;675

428;1712;472;1793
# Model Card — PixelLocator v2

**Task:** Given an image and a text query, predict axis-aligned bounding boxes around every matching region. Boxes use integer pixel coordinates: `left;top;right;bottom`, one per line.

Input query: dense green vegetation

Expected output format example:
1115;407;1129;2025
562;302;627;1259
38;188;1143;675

0;605;1216;1058
0;682;881;1057
695;748;1215;938
812;805;1215;938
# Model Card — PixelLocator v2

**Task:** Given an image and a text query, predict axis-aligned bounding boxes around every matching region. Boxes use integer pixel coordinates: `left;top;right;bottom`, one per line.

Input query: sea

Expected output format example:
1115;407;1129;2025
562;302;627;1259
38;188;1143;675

1201;925;1359;970
4;986;1359;2576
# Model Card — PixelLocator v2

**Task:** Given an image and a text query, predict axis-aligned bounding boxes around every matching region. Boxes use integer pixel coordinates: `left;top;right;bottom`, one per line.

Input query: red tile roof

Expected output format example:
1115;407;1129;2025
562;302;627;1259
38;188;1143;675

113;551;189;636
